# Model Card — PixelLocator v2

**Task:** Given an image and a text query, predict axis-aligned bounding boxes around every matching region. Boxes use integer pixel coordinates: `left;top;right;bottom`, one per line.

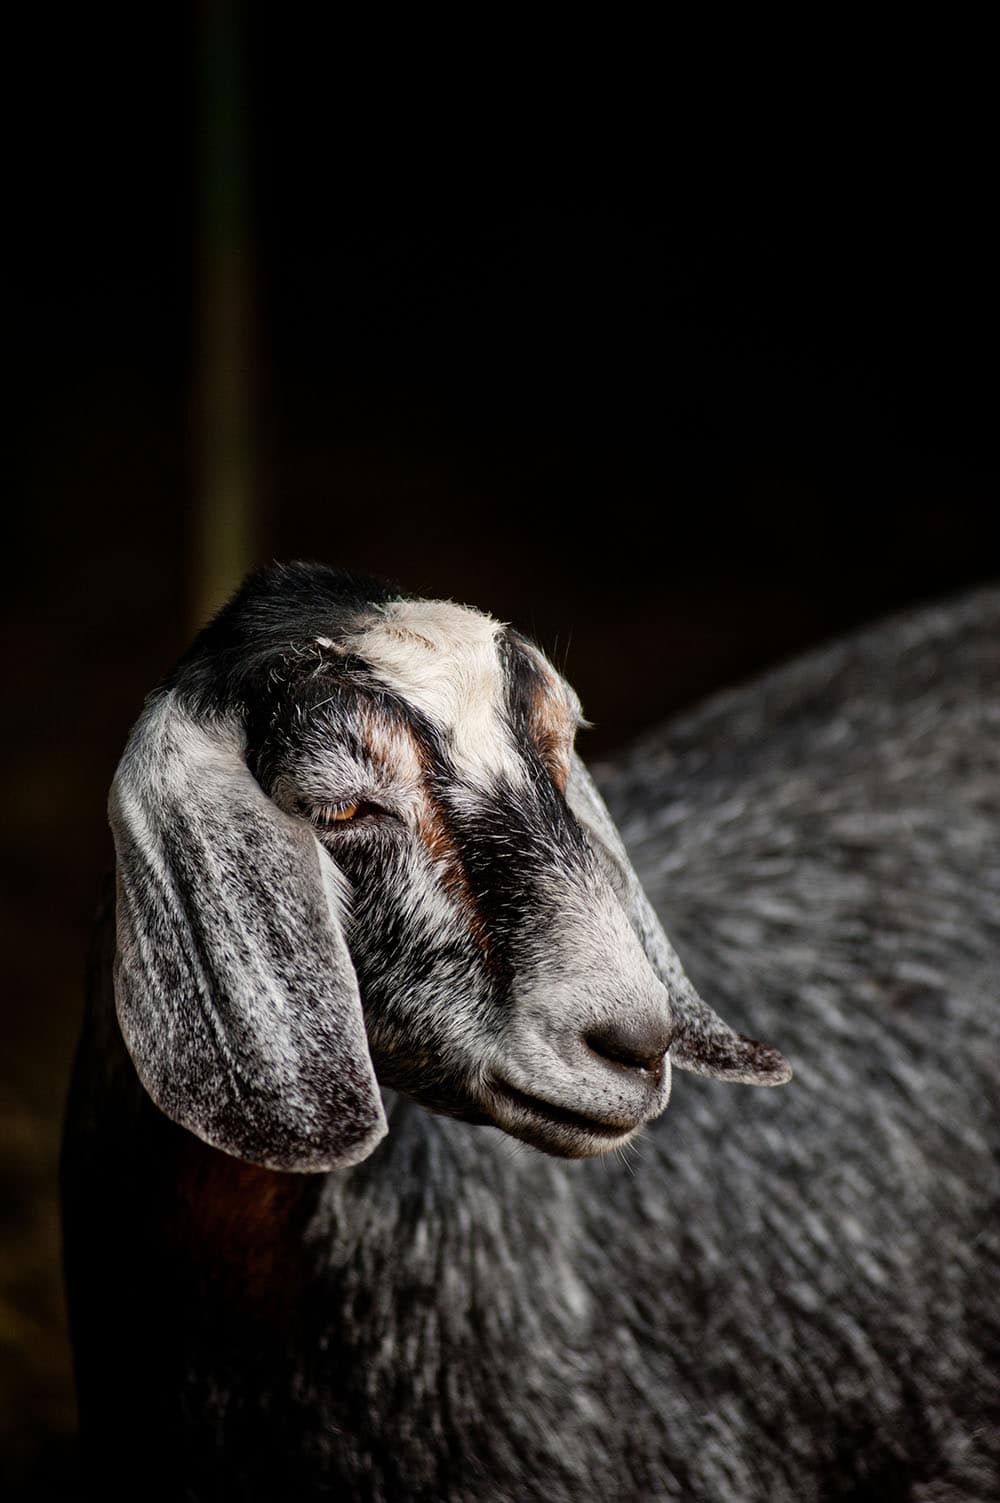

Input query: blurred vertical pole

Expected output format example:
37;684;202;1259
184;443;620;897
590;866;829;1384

191;0;258;629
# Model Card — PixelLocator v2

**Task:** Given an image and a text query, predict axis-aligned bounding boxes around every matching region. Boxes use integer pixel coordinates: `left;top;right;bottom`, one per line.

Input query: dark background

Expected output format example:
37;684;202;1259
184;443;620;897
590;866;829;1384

4;9;997;1494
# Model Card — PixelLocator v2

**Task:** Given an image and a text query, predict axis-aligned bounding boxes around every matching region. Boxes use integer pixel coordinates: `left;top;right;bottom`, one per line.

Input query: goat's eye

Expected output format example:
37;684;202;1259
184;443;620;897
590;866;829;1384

315;805;359;829
308;799;393;832
314;801;360;825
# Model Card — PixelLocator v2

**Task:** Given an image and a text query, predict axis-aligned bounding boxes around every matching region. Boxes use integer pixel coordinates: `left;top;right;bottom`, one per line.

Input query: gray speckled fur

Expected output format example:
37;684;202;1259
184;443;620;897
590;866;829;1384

63;586;1000;1502
588;586;1000;1501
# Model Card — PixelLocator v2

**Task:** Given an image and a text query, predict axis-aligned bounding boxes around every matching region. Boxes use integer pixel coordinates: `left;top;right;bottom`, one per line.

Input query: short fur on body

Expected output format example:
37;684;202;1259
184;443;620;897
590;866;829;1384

62;565;999;1502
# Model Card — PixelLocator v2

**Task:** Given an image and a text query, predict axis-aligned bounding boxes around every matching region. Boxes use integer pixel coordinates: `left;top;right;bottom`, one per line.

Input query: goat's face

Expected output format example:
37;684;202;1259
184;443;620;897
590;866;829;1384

110;566;790;1172
250;601;675;1158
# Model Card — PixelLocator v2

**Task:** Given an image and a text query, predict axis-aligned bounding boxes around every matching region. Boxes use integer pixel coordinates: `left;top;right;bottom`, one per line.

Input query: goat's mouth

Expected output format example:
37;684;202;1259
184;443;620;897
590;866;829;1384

485;1077;640;1157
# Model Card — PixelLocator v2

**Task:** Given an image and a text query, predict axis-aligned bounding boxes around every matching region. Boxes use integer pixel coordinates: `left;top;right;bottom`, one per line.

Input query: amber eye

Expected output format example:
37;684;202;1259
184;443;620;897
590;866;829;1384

312;801;361;827
309;799;392;831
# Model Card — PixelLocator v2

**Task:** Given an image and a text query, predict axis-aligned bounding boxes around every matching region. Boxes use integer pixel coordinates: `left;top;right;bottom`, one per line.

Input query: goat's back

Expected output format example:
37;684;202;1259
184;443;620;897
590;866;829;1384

589;587;1000;1501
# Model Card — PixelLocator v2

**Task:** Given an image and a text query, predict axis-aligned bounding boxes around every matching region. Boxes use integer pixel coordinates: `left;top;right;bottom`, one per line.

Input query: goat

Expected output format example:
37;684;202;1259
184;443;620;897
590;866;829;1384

61;563;1000;1502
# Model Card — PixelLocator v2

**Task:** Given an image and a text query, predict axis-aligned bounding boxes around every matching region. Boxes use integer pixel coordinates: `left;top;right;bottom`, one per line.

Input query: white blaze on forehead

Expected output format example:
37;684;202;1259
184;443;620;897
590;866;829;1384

342;599;526;784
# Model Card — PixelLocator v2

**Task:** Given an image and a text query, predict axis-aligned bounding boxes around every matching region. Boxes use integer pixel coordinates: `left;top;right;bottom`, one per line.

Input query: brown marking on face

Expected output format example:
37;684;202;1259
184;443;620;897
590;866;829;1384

358;705;493;955
503;629;578;792
527;676;576;791
413;792;493;954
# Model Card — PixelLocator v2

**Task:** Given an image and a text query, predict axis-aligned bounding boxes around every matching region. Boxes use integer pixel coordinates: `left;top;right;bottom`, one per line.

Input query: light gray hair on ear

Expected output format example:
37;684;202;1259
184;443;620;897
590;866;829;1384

108;689;387;1172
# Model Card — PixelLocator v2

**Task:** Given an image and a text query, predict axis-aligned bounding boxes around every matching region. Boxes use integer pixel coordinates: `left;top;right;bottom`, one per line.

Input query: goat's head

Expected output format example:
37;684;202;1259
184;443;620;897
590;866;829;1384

109;563;790;1171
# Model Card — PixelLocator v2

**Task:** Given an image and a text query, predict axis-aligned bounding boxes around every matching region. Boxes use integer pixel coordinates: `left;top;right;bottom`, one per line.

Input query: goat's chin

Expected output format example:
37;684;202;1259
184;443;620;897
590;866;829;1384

380;1072;648;1158
480;1079;647;1159
499;1117;644;1160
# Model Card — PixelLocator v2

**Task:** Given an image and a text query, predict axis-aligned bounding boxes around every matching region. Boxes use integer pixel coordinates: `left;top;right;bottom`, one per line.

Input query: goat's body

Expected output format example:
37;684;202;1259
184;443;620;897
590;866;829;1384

63;589;1000;1501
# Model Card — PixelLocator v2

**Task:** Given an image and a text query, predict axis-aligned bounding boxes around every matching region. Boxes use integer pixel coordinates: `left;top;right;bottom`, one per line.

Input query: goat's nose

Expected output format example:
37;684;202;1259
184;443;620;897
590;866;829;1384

584;1019;673;1075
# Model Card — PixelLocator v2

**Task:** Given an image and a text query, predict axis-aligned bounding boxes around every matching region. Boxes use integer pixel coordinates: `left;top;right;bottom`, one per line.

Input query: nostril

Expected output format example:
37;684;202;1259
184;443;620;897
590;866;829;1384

584;1021;673;1075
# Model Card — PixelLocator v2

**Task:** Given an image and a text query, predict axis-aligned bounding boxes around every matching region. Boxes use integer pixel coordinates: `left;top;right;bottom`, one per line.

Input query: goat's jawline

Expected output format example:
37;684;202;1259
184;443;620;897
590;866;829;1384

488;1079;635;1138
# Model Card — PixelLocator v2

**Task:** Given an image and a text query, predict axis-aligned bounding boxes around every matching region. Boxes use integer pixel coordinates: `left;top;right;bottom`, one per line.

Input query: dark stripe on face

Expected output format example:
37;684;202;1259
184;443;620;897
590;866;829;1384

430;771;595;981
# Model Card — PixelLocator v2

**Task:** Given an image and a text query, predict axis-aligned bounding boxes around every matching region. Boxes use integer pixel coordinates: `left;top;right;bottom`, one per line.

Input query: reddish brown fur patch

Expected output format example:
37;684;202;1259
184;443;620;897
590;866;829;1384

172;1134;311;1304
527;680;575;791
414;796;492;953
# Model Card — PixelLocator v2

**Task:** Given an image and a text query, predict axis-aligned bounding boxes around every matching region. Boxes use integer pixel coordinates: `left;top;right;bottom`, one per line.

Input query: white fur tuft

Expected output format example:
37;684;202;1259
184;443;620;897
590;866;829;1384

345;600;526;785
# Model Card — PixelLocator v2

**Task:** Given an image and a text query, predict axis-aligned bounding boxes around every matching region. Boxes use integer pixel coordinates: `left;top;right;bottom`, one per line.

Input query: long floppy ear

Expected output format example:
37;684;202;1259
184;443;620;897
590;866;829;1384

566;753;791;1086
108;690;388;1171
